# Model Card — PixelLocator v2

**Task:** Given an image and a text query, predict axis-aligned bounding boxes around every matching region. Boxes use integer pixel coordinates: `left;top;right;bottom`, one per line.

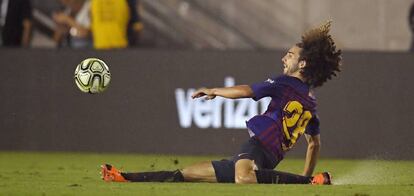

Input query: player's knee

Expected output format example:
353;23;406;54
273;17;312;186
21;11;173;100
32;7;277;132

235;172;256;184
235;159;257;184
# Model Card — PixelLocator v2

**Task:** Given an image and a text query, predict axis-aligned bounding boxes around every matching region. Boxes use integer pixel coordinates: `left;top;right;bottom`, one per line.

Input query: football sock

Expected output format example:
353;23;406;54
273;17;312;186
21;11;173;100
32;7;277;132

255;169;311;184
121;170;184;182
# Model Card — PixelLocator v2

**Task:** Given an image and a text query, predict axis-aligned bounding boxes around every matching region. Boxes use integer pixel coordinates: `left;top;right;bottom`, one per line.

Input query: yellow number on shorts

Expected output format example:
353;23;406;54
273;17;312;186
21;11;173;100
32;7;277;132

282;101;312;148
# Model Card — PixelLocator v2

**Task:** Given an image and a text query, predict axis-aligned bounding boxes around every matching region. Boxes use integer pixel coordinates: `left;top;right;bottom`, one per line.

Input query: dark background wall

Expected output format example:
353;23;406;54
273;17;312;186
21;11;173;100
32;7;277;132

0;49;413;159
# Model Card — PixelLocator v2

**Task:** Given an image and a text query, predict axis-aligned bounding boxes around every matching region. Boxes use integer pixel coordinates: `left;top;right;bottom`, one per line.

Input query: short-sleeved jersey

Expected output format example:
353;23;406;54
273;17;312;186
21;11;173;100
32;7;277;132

246;75;320;159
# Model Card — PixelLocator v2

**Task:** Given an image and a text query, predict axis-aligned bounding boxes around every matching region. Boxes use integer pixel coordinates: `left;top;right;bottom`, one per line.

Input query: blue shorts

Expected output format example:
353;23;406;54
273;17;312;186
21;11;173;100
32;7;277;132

211;137;282;183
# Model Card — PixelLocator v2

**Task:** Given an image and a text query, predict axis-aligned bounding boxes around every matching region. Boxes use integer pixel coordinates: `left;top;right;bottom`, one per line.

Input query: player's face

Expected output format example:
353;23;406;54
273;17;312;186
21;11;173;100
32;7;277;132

282;46;303;75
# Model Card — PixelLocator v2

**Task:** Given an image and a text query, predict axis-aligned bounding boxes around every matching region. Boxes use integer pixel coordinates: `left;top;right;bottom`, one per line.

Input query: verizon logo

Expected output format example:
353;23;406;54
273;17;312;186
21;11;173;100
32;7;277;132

175;77;270;129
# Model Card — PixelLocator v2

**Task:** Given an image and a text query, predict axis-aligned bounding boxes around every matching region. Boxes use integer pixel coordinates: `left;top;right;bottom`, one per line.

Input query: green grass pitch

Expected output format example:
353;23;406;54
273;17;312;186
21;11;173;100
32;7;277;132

0;152;413;196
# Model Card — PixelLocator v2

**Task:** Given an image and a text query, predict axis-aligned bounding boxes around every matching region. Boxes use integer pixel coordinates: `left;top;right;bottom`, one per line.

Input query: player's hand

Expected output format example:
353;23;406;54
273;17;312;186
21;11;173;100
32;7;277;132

191;88;216;100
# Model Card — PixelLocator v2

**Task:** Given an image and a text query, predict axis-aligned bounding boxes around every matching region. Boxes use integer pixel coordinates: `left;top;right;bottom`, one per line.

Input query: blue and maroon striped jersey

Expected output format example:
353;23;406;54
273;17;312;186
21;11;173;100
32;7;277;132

246;75;320;159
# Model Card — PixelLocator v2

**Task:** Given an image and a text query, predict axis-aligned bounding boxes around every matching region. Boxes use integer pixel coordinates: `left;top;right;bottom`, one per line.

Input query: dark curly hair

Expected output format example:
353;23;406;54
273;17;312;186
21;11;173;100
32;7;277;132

296;20;342;88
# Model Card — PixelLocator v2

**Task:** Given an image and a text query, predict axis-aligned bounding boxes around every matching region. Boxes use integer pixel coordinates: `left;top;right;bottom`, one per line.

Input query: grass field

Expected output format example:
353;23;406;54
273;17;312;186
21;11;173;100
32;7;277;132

0;152;413;196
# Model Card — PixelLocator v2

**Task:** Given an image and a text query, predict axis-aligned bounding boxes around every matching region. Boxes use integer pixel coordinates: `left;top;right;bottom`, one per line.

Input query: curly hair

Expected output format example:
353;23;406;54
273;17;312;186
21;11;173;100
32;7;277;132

296;20;342;88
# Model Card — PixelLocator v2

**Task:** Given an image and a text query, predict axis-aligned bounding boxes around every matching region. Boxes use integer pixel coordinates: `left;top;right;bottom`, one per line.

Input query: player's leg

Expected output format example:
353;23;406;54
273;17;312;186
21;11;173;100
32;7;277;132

121;169;185;182
254;168;312;184
234;158;317;184
180;161;217;182
232;136;322;184
101;164;184;182
101;161;218;183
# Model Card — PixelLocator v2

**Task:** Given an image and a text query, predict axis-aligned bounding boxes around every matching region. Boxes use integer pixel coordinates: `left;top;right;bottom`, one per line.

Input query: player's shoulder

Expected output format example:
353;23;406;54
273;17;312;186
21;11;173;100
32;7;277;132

260;75;303;90
262;75;288;84
258;75;310;93
272;75;303;87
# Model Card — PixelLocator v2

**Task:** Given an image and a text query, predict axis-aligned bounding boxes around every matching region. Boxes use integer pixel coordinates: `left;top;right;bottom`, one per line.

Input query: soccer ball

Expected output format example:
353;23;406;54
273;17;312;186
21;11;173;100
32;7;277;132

74;58;111;94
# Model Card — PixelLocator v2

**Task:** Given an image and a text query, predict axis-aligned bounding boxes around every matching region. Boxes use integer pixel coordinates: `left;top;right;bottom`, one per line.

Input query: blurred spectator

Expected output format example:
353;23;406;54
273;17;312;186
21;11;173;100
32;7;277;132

53;0;91;48
410;3;414;51
91;0;142;49
0;0;33;47
127;0;143;47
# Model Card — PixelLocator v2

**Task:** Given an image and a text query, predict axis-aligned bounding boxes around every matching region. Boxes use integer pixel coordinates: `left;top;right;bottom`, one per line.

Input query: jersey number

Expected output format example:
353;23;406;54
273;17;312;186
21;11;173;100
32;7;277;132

282;101;312;149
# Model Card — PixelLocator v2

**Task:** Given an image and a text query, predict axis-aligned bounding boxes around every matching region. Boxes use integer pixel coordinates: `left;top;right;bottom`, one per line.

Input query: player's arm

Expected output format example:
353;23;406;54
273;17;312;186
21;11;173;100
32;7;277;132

191;85;254;100
302;133;321;177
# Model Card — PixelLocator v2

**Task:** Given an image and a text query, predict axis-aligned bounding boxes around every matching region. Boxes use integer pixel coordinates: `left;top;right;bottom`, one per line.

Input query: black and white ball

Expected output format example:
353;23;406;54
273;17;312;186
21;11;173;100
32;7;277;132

74;58;111;94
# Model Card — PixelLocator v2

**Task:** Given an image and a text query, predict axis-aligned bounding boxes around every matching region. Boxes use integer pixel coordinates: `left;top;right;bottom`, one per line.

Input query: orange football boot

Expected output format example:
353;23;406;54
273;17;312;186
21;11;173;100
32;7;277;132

101;164;128;182
311;172;332;185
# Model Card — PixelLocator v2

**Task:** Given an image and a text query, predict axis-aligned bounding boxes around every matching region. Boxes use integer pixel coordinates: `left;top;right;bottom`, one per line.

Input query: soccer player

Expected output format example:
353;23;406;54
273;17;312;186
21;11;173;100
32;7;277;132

101;21;342;185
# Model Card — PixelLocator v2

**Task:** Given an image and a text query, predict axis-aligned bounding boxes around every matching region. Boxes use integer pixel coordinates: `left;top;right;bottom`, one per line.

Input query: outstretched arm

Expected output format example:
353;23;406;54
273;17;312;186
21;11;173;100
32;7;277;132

191;85;254;100
303;134;321;177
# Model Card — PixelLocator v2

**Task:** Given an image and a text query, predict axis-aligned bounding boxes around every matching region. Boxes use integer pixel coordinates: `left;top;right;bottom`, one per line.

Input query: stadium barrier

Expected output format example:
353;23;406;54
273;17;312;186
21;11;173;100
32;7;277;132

1;49;413;160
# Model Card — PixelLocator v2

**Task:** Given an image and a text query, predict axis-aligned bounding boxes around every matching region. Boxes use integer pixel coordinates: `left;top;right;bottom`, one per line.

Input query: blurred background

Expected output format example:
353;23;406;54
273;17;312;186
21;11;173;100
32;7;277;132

1;0;414;160
2;0;413;50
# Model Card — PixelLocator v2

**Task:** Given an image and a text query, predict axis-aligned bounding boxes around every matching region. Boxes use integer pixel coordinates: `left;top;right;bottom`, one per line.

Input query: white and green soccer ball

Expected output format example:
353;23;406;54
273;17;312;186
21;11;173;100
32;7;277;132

74;58;111;94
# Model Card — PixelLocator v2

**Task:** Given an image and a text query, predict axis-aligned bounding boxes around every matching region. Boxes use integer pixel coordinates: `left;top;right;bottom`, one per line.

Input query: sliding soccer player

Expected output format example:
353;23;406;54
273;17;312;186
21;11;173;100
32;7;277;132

101;21;342;185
